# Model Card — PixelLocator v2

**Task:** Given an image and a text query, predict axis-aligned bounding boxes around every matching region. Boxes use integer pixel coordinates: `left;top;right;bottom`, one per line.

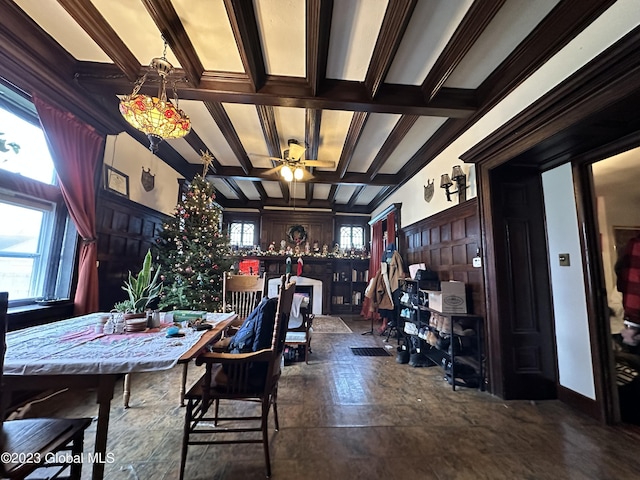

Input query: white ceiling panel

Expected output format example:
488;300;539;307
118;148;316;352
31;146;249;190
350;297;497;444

223;103;271;167
14;0;110;63
93;0;180;67
350;113;401;173
208;177;239;199
289;182;306;200
326;0;388;81
235;179;261;200
173;0;244;72
254;0;306;77
445;0;561;88
312;184;331;200
317;110;352;167
261;181;284;199
380;116;448;174
355;186;385;206
334;184;357;204
179;100;238;166
272;106;306;153
168;138;205;165
386;0;473;85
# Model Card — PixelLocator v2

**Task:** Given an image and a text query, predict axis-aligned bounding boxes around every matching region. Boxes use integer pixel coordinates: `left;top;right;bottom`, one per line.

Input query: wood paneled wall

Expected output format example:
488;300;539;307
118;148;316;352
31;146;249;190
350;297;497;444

95;191;168;312
400;198;485;317
254;212;369;251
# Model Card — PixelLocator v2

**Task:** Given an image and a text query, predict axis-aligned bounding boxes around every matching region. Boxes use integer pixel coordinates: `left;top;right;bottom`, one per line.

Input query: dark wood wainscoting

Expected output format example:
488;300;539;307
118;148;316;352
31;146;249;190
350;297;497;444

399;198;485;318
95;191;168;312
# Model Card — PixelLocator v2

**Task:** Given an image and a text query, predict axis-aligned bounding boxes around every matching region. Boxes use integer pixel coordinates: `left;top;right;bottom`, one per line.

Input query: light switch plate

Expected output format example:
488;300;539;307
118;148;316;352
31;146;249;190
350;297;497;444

559;253;570;266
472;256;482;268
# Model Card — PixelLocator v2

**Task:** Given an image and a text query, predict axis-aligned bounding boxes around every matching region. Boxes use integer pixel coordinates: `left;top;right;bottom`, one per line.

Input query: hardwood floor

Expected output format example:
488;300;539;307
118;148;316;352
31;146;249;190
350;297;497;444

28;315;640;479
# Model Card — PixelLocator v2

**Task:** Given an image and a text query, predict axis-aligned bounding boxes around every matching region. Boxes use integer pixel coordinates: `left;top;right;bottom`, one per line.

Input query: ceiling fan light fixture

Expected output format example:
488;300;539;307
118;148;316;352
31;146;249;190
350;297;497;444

119;40;191;152
294;166;304;180
281;164;294;182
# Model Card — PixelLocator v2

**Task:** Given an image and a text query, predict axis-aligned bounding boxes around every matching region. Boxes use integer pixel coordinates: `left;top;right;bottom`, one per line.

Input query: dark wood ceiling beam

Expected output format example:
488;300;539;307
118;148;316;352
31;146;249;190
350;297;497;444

421;0;504;101
347;185;366;209
224;0;266;92
141;0;204;87
56;0;140;81
306;0;333;96
366;114;418;180
75;66;476;117
337;111;369;178
256;104;288;198
365;0;416;99
305;109;322;203
367;186;394;212
253;181;268;203
222;177;248;203
205;167;398;186
204;101;252;175
224;197;372;214
476;0;616;110
327;184;338;206
256;105;281;158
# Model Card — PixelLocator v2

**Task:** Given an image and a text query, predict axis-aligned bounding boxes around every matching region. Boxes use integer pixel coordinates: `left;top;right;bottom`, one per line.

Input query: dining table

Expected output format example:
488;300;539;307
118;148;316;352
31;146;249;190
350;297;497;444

2;311;237;480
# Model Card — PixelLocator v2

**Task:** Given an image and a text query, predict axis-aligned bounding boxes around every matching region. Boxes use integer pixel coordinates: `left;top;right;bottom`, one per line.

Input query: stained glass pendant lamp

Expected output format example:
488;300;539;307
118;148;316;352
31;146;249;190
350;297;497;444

119;40;191;153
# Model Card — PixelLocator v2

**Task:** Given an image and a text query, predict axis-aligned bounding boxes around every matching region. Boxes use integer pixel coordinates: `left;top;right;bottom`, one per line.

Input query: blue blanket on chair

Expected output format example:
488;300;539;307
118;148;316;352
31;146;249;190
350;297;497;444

228;297;277;354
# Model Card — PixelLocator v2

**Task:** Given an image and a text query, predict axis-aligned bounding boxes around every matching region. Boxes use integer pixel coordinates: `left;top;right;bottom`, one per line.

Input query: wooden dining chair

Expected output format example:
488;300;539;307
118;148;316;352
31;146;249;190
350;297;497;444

180;275;296;479
223;273;266;323
0;292;93;480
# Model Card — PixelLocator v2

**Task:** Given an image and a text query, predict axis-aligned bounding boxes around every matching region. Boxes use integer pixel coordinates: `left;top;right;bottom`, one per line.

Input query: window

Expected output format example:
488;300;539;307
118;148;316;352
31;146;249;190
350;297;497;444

0;83;76;305
229;221;256;247
339;226;364;250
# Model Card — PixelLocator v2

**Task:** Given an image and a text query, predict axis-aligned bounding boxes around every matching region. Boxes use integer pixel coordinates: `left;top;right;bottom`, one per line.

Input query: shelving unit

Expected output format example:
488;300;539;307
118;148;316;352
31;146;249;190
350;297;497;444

399;280;483;390
330;258;369;314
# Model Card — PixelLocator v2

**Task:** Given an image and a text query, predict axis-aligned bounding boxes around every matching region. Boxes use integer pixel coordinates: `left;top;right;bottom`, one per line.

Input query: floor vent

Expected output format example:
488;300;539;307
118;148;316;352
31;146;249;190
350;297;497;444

350;347;391;357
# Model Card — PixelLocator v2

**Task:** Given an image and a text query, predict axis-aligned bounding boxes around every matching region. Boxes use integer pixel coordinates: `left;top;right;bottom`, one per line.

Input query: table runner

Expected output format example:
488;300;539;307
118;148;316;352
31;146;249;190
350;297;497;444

4;312;235;376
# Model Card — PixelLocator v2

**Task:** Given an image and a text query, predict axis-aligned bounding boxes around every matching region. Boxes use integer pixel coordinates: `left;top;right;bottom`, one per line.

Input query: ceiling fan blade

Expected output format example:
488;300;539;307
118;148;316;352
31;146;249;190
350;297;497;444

304;160;335;168
262;165;283;177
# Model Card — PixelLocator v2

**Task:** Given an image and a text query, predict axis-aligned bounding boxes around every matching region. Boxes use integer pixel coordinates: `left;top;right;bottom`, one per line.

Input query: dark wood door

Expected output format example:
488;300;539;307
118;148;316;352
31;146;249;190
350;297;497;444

491;165;557;399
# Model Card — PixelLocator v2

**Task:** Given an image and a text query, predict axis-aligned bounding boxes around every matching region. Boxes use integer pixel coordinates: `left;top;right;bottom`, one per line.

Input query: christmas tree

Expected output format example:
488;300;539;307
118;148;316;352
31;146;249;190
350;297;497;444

155;160;231;312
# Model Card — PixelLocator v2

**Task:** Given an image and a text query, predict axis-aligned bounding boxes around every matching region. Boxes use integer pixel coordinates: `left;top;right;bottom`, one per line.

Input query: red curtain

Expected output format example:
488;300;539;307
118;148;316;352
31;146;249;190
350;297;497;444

33;96;104;315
387;210;396;248
361;220;384;319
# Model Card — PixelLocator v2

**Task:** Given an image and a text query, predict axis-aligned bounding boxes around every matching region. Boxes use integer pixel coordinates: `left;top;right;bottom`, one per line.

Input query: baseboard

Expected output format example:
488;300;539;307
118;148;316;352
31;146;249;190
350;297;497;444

558;384;603;422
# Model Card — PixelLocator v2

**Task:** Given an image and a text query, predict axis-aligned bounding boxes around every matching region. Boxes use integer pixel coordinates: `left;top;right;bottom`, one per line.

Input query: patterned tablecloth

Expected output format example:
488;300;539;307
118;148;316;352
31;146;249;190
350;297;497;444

4;312;235;376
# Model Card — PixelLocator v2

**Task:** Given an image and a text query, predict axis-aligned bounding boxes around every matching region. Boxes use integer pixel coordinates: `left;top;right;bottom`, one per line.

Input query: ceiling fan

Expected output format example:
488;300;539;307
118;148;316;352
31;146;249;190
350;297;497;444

259;139;335;182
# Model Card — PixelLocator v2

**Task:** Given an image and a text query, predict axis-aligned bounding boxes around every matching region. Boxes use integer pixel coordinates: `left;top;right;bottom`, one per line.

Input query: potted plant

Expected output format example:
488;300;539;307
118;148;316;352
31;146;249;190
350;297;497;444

114;249;163;318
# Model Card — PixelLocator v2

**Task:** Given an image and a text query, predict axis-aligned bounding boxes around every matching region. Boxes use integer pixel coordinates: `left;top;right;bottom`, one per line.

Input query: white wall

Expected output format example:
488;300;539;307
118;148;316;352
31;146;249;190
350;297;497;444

372;0;640;227
542;164;595;399
103;133;182;216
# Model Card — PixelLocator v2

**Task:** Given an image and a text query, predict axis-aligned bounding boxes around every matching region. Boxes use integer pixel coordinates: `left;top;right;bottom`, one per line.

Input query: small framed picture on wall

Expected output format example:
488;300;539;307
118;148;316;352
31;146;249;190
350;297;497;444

104;165;129;198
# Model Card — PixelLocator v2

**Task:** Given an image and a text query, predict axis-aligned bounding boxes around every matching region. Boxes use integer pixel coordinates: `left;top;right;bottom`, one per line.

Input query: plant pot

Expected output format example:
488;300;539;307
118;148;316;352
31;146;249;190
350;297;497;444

124;313;146;321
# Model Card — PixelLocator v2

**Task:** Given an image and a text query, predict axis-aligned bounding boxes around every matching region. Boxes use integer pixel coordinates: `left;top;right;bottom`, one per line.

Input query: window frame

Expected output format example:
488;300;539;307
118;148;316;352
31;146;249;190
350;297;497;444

228;220;258;248
339;225;365;251
0;81;77;308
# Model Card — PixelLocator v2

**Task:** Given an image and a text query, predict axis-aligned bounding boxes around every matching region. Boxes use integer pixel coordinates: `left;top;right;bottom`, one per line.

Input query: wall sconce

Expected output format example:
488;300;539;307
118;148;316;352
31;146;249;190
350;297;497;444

440;165;467;202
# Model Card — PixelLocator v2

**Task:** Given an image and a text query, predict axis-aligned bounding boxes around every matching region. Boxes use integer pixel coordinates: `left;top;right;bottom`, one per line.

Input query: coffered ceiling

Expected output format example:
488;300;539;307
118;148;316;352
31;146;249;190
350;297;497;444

0;0;614;213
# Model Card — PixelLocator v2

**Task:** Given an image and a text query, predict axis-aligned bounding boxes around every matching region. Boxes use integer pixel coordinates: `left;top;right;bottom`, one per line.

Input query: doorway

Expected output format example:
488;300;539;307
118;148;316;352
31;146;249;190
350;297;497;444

489;164;558;400
591;146;640;425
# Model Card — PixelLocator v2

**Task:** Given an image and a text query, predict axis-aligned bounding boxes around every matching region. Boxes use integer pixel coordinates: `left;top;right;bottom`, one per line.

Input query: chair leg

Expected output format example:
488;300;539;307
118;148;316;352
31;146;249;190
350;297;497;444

179;399;194;480
271;386;279;431
69;430;85;480
214;398;220;426
304;341;309;364
262;401;272;478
